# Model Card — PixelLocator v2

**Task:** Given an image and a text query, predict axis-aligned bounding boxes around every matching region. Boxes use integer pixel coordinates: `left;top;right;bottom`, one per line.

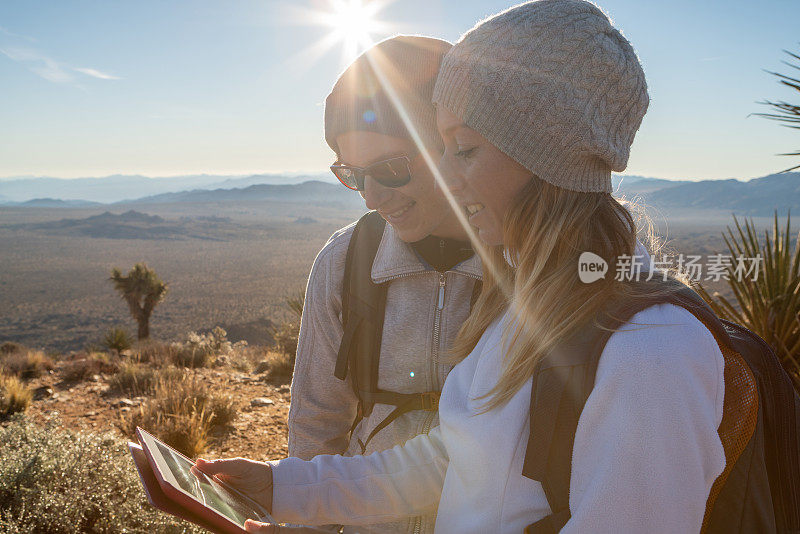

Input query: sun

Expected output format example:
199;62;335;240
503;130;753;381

284;0;395;68
326;0;384;60
329;0;380;40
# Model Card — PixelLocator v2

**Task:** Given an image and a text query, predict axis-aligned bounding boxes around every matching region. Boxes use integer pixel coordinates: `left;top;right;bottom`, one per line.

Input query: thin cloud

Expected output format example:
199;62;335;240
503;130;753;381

73;67;120;80
1;46;120;84
0;46;74;83
0;25;37;43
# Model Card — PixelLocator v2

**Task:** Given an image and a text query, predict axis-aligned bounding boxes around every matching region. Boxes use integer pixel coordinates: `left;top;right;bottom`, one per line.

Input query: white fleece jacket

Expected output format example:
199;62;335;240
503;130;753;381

271;256;727;533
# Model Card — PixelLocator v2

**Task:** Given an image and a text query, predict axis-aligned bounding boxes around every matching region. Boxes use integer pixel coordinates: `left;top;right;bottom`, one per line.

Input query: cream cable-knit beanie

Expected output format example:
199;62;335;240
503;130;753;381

433;0;648;193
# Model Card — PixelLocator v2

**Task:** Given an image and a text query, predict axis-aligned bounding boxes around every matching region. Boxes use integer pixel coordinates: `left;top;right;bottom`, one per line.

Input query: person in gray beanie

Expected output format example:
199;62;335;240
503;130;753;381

195;35;482;534
193;2;747;533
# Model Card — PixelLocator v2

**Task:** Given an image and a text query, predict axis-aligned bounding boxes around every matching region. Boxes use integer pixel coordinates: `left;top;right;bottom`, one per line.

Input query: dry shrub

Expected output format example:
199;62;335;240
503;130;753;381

171;342;215;368
0;349;54;380
0;414;205;533
259;350;295;384
120;370;238;458
61;352;119;383
0;342;24;355
0;374;33;418
224;343;268;373
171;327;239;369
271;321;300;358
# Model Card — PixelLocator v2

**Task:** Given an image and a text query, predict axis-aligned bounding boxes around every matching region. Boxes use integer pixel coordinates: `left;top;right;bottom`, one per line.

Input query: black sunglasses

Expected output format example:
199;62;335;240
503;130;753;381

330;154;414;192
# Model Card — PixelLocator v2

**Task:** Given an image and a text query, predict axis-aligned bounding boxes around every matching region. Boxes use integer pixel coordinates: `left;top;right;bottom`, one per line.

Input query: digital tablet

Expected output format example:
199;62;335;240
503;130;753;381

129;441;223;532
132;426;275;534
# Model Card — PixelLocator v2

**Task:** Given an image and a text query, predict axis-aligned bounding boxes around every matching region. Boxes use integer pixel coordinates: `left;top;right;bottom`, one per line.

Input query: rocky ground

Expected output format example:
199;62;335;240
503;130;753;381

18;360;291;462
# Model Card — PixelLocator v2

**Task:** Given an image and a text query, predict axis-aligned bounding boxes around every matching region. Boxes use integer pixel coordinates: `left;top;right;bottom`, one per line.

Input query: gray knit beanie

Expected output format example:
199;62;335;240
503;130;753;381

325;35;452;157
432;0;648;193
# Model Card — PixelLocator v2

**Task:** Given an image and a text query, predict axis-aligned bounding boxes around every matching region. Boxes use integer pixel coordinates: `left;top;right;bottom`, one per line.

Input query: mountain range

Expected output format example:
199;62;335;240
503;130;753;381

0;172;333;204
6;210;246;240
0;172;798;216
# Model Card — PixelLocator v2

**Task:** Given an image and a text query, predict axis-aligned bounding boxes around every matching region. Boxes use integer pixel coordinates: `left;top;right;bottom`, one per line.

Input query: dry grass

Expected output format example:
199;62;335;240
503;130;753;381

126;339;176;368
61;351;119;382
171;342;216;368
119;369;239;458
109;361;159;396
258;350;295;383
0;348;55;380
0;373;33;418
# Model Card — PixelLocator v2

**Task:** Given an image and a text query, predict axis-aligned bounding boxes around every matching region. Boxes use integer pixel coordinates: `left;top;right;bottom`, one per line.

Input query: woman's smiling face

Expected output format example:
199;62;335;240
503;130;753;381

336;130;466;242
436;106;532;246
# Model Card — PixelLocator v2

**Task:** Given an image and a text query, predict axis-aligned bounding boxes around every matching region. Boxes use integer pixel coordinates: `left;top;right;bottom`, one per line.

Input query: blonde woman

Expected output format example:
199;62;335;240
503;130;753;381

194;1;773;532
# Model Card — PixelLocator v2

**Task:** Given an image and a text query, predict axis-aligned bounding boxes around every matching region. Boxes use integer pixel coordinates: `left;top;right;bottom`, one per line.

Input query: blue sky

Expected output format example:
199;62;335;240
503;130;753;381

1;0;799;181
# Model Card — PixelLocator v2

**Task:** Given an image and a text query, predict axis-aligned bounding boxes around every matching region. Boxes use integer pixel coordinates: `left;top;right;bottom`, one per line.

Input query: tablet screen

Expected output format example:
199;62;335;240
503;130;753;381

151;437;265;527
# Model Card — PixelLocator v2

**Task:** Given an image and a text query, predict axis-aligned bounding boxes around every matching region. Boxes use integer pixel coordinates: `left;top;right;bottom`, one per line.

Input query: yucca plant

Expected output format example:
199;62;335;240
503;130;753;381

695;211;800;390
103;326;132;352
755;48;800;172
269;290;305;358
285;289;305;320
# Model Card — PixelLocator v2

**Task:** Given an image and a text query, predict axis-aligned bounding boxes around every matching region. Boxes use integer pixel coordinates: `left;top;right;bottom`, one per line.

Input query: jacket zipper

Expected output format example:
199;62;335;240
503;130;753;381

374;269;479;534
431;273;446;390
412;274;447;534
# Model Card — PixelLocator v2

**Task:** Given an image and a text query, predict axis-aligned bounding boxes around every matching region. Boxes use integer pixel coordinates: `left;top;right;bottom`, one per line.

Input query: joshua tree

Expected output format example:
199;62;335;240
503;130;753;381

109;263;168;340
755;48;800;172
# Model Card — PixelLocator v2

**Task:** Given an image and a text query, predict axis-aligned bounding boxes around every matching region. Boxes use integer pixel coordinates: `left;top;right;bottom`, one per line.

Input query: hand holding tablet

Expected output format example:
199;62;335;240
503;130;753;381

130;427;277;533
192;457;274;519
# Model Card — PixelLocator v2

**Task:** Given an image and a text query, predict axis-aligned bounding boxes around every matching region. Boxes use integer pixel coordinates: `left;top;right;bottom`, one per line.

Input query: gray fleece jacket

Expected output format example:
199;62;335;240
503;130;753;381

288;218;482;534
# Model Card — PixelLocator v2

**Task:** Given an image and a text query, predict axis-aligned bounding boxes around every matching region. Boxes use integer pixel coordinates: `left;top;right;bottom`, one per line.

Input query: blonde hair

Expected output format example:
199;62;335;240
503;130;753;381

449;176;685;412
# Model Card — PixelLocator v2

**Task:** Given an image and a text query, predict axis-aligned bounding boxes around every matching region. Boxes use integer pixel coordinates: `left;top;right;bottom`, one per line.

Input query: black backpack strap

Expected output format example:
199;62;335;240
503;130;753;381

523;277;706;532
355;391;440;453
335;211;388;418
522;314;618;533
335;211;458;453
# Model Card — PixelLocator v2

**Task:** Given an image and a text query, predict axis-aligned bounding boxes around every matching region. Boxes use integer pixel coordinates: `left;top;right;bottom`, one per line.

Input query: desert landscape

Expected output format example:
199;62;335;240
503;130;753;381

0;175;797;532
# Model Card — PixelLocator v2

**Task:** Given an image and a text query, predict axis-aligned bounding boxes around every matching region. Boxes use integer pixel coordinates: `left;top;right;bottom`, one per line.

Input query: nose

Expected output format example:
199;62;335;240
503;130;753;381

436;150;466;195
361;175;394;211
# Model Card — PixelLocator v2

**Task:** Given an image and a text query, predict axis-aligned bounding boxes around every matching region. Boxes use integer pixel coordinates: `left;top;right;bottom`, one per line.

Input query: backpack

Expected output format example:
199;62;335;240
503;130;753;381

334;211;482;453
523;276;800;533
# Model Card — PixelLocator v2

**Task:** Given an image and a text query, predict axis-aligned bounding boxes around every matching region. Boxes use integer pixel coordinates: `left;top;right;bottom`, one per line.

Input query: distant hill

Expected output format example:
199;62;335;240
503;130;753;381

127;180;363;208
612;175;690;196
0;173;334;204
16;198;103;208
4;209;246;240
623;173;800;215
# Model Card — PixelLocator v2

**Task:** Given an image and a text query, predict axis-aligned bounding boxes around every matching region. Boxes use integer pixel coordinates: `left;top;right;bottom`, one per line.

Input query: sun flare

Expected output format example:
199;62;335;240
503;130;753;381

326;0;383;60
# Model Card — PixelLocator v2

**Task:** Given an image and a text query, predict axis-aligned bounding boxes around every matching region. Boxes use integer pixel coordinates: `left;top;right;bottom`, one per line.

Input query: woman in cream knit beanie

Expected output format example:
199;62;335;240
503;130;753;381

438;1;730;532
